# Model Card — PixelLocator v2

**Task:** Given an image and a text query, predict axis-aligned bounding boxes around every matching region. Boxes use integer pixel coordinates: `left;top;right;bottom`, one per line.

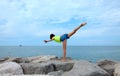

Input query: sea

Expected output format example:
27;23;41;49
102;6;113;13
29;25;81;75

0;46;120;62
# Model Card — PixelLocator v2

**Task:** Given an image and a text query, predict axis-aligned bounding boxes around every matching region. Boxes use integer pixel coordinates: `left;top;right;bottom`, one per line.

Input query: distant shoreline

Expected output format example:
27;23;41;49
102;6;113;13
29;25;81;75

0;46;120;63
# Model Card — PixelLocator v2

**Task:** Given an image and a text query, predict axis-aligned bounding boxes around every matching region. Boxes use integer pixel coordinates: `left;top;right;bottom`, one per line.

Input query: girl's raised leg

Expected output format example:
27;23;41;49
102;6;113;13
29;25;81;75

68;22;87;38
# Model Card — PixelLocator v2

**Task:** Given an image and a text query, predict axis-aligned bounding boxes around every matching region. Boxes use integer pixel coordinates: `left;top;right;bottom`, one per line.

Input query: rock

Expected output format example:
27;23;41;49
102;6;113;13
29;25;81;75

20;60;74;74
27;55;58;63
0;55;73;75
0;74;13;76
0;74;52;76
12;58;30;63
0;57;9;63
20;63;54;74
0;57;30;63
3;57;17;62
0;62;23;75
114;64;120;76
62;60;109;76
59;57;72;60
47;60;74;72
97;60;118;76
0;55;58;64
48;70;63;76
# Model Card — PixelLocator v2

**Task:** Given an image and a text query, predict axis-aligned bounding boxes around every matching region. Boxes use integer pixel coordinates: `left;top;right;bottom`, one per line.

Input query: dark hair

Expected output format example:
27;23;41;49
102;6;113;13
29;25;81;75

50;33;55;39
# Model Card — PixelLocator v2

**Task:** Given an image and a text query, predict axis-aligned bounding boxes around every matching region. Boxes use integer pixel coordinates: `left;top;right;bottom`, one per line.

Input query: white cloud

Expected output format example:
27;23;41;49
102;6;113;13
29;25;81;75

75;27;108;37
35;27;71;37
0;0;120;45
97;9;120;25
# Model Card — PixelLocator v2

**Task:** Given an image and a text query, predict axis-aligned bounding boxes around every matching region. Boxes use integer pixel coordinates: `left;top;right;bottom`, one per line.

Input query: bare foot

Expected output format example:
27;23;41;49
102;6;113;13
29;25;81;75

80;22;87;27
61;58;66;62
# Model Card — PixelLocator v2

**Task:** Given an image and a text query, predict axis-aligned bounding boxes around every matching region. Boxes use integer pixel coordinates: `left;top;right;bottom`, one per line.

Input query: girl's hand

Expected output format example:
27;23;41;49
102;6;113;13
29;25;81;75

44;40;48;43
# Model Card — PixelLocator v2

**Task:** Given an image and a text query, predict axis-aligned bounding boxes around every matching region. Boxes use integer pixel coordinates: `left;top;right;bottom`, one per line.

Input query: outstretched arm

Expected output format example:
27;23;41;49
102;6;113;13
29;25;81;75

44;39;53;43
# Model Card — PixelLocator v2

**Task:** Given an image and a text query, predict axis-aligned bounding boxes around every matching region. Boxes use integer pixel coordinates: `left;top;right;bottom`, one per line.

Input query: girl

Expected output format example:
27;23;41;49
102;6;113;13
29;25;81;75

44;22;87;61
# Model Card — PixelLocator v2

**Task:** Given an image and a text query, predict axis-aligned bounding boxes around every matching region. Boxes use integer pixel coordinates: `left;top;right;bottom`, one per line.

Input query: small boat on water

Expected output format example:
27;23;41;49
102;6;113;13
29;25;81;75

19;45;22;47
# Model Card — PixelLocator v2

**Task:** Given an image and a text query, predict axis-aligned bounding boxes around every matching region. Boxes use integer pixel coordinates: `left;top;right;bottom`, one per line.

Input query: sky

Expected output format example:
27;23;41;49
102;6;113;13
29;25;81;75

0;0;120;46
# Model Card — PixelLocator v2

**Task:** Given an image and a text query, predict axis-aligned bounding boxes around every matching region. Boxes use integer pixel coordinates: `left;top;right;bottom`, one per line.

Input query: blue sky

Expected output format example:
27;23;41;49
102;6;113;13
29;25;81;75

0;0;120;46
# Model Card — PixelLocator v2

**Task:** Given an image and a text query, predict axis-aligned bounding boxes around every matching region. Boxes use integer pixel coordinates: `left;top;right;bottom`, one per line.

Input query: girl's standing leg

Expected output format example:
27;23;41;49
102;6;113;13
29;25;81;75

62;40;67;61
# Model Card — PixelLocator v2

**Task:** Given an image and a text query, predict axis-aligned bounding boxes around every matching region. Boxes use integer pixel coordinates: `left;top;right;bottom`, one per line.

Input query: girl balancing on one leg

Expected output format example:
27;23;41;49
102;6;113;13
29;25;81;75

44;22;87;61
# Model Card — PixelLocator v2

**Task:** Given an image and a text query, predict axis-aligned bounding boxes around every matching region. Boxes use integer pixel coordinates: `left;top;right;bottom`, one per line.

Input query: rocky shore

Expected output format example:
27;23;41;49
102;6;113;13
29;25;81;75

0;55;120;76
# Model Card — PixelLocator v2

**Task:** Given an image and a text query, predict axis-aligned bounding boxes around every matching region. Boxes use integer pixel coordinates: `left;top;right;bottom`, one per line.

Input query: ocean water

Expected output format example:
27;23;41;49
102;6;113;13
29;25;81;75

0;46;120;62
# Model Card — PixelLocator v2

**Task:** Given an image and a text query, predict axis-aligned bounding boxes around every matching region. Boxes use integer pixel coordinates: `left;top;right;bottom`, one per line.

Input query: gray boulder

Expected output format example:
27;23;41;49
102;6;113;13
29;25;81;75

0;55;58;64
97;60;118;76
62;60;109;76
0;57;29;63
27;55;58;63
47;60;74;72
20;60;74;74
13;58;30;63
20;63;54;74
48;70;63;76
114;64;120;76
11;55;57;63
0;62;23;75
0;57;9;63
